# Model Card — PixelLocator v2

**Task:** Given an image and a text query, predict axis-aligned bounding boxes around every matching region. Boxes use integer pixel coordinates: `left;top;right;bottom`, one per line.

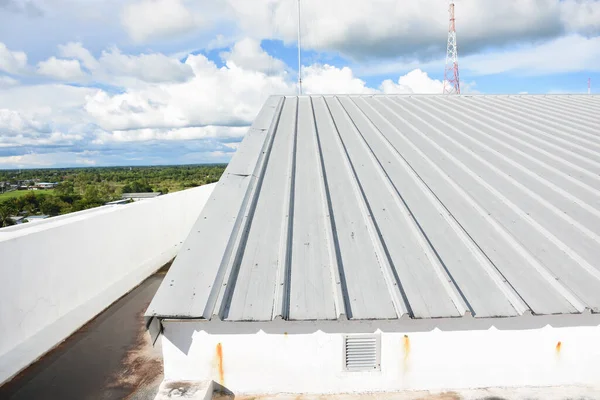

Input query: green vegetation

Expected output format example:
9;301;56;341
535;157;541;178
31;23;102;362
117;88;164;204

0;165;226;227
0;189;55;201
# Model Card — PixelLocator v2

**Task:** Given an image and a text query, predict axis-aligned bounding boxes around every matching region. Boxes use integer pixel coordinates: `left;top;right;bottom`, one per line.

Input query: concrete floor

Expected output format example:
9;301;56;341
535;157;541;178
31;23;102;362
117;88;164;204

0;273;165;400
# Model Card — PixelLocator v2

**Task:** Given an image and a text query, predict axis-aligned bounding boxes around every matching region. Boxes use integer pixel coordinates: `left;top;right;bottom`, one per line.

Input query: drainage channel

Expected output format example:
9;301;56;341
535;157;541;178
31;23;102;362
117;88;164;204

0;271;167;400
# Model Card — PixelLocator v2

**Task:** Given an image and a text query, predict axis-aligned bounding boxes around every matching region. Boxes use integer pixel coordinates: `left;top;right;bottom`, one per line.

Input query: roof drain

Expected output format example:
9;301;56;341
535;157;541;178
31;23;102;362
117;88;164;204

343;334;381;372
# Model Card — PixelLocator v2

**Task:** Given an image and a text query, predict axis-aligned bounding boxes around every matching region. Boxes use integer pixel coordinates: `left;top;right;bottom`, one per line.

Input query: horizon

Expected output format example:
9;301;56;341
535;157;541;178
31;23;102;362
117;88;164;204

0;162;228;172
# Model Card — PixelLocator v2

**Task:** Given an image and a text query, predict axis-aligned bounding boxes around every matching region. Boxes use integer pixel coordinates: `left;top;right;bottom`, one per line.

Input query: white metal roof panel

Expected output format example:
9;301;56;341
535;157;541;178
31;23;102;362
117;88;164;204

146;94;600;323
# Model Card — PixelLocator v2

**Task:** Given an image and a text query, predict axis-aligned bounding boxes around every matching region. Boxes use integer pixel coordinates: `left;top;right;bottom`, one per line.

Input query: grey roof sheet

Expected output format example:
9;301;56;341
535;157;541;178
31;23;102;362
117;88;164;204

146;94;600;322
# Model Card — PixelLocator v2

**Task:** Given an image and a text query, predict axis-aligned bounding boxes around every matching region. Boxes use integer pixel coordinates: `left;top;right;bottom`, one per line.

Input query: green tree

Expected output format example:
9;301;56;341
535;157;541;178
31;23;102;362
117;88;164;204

0;204;16;228
18;191;40;215
97;181;118;202
122;180;152;193
39;195;64;216
55;181;75;196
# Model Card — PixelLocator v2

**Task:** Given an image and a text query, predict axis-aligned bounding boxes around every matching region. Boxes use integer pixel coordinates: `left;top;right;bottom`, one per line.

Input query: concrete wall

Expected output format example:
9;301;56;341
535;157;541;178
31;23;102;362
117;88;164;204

0;184;215;384
161;319;600;394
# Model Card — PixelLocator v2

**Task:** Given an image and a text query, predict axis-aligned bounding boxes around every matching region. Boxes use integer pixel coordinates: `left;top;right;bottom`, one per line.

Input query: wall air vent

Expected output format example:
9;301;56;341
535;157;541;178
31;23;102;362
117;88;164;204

343;334;381;371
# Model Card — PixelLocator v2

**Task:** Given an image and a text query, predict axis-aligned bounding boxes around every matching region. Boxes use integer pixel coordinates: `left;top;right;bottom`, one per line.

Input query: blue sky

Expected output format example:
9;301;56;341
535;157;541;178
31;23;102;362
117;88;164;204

0;0;599;168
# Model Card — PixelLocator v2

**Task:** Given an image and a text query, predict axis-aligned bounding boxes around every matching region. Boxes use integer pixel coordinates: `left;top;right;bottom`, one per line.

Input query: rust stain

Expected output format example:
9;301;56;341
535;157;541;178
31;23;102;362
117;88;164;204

402;335;410;371
108;305;163;400
216;342;225;385
556;341;562;354
402;335;410;375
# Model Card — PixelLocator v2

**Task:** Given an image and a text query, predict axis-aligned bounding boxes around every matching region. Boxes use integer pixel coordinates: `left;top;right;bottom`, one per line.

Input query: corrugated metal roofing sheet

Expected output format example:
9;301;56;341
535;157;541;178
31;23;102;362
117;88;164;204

146;94;600;322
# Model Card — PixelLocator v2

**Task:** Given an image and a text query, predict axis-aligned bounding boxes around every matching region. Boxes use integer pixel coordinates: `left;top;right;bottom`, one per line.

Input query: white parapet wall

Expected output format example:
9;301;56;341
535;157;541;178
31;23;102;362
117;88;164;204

0;183;215;384
160;317;600;394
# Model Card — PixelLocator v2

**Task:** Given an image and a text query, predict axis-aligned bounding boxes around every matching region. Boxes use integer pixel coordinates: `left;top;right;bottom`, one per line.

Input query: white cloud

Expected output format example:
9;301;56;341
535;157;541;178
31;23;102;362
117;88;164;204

0;154;36;166
560;0;600;36
84;51;293;131
55;42;194;84
59;42;99;71
0;38;465;167
0;42;27;74
0;83;96;111
0;0;43;17
75;158;96;165
98;47;194;83
0;109;51;136
303;64;376;94
37;57;87;80
463;35;600;75
223;0;600;60
206;34;236;51
0;152;96;168
380;69;444;94
0;75;18;87
220;38;286;75
0;84;97;150
93;126;248;144
121;0;200;43
84;48;446;135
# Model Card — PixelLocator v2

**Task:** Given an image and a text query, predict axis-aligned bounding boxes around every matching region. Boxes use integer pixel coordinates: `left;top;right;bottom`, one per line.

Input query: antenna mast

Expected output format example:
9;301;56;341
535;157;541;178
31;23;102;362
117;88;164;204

297;0;303;95
443;0;461;95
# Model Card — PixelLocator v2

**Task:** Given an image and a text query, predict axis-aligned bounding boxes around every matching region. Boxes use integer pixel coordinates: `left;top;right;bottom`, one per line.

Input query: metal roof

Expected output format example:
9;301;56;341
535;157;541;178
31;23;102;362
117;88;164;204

146;94;600;323
121;192;162;199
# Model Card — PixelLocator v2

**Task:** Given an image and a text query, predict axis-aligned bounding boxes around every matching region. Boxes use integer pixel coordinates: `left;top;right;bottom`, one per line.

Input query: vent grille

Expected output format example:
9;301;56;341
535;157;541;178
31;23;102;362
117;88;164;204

344;335;381;371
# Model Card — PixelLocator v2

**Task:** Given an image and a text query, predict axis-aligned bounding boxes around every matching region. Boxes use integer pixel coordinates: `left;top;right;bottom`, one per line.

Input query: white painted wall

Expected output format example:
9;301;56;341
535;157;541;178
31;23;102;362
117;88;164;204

0;184;215;384
162;320;600;394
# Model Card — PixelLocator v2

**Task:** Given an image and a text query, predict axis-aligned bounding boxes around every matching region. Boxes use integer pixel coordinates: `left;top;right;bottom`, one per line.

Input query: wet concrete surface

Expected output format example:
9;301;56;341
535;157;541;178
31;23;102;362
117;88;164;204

0;273;165;400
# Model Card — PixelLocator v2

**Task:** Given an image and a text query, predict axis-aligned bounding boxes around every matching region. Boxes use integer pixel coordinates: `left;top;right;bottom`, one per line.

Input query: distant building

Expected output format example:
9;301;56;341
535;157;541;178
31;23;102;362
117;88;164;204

24;215;50;224
105;199;132;206
121;192;162;202
0;182;10;194
36;182;58;189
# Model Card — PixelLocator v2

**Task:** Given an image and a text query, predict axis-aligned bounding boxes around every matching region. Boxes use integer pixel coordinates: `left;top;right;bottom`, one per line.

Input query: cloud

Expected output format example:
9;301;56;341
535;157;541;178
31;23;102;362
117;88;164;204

0;83;96;111
303;64;376;94
56;42;195;84
224;0;600;60
0;75;18;87
0;84;97;151
0;37;464;168
121;0;200;43
98;47;194;83
84;51;293;131
560;0;600;36
93;126;248;144
380;69;444;94
84;49;446;135
220;38;287;75
207;34;236;51
0;109;51;136
463;35;600;75
0;0;43;17
58;42;100;72
0;152;98;168
37;57;87;81
0;42;27;74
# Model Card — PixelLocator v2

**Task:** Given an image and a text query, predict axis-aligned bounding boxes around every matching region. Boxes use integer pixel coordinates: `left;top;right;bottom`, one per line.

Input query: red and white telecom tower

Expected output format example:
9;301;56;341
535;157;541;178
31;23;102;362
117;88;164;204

443;0;461;95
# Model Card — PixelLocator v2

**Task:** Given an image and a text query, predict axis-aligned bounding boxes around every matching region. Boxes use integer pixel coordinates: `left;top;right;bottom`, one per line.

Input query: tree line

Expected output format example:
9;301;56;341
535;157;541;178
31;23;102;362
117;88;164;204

0;165;226;227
